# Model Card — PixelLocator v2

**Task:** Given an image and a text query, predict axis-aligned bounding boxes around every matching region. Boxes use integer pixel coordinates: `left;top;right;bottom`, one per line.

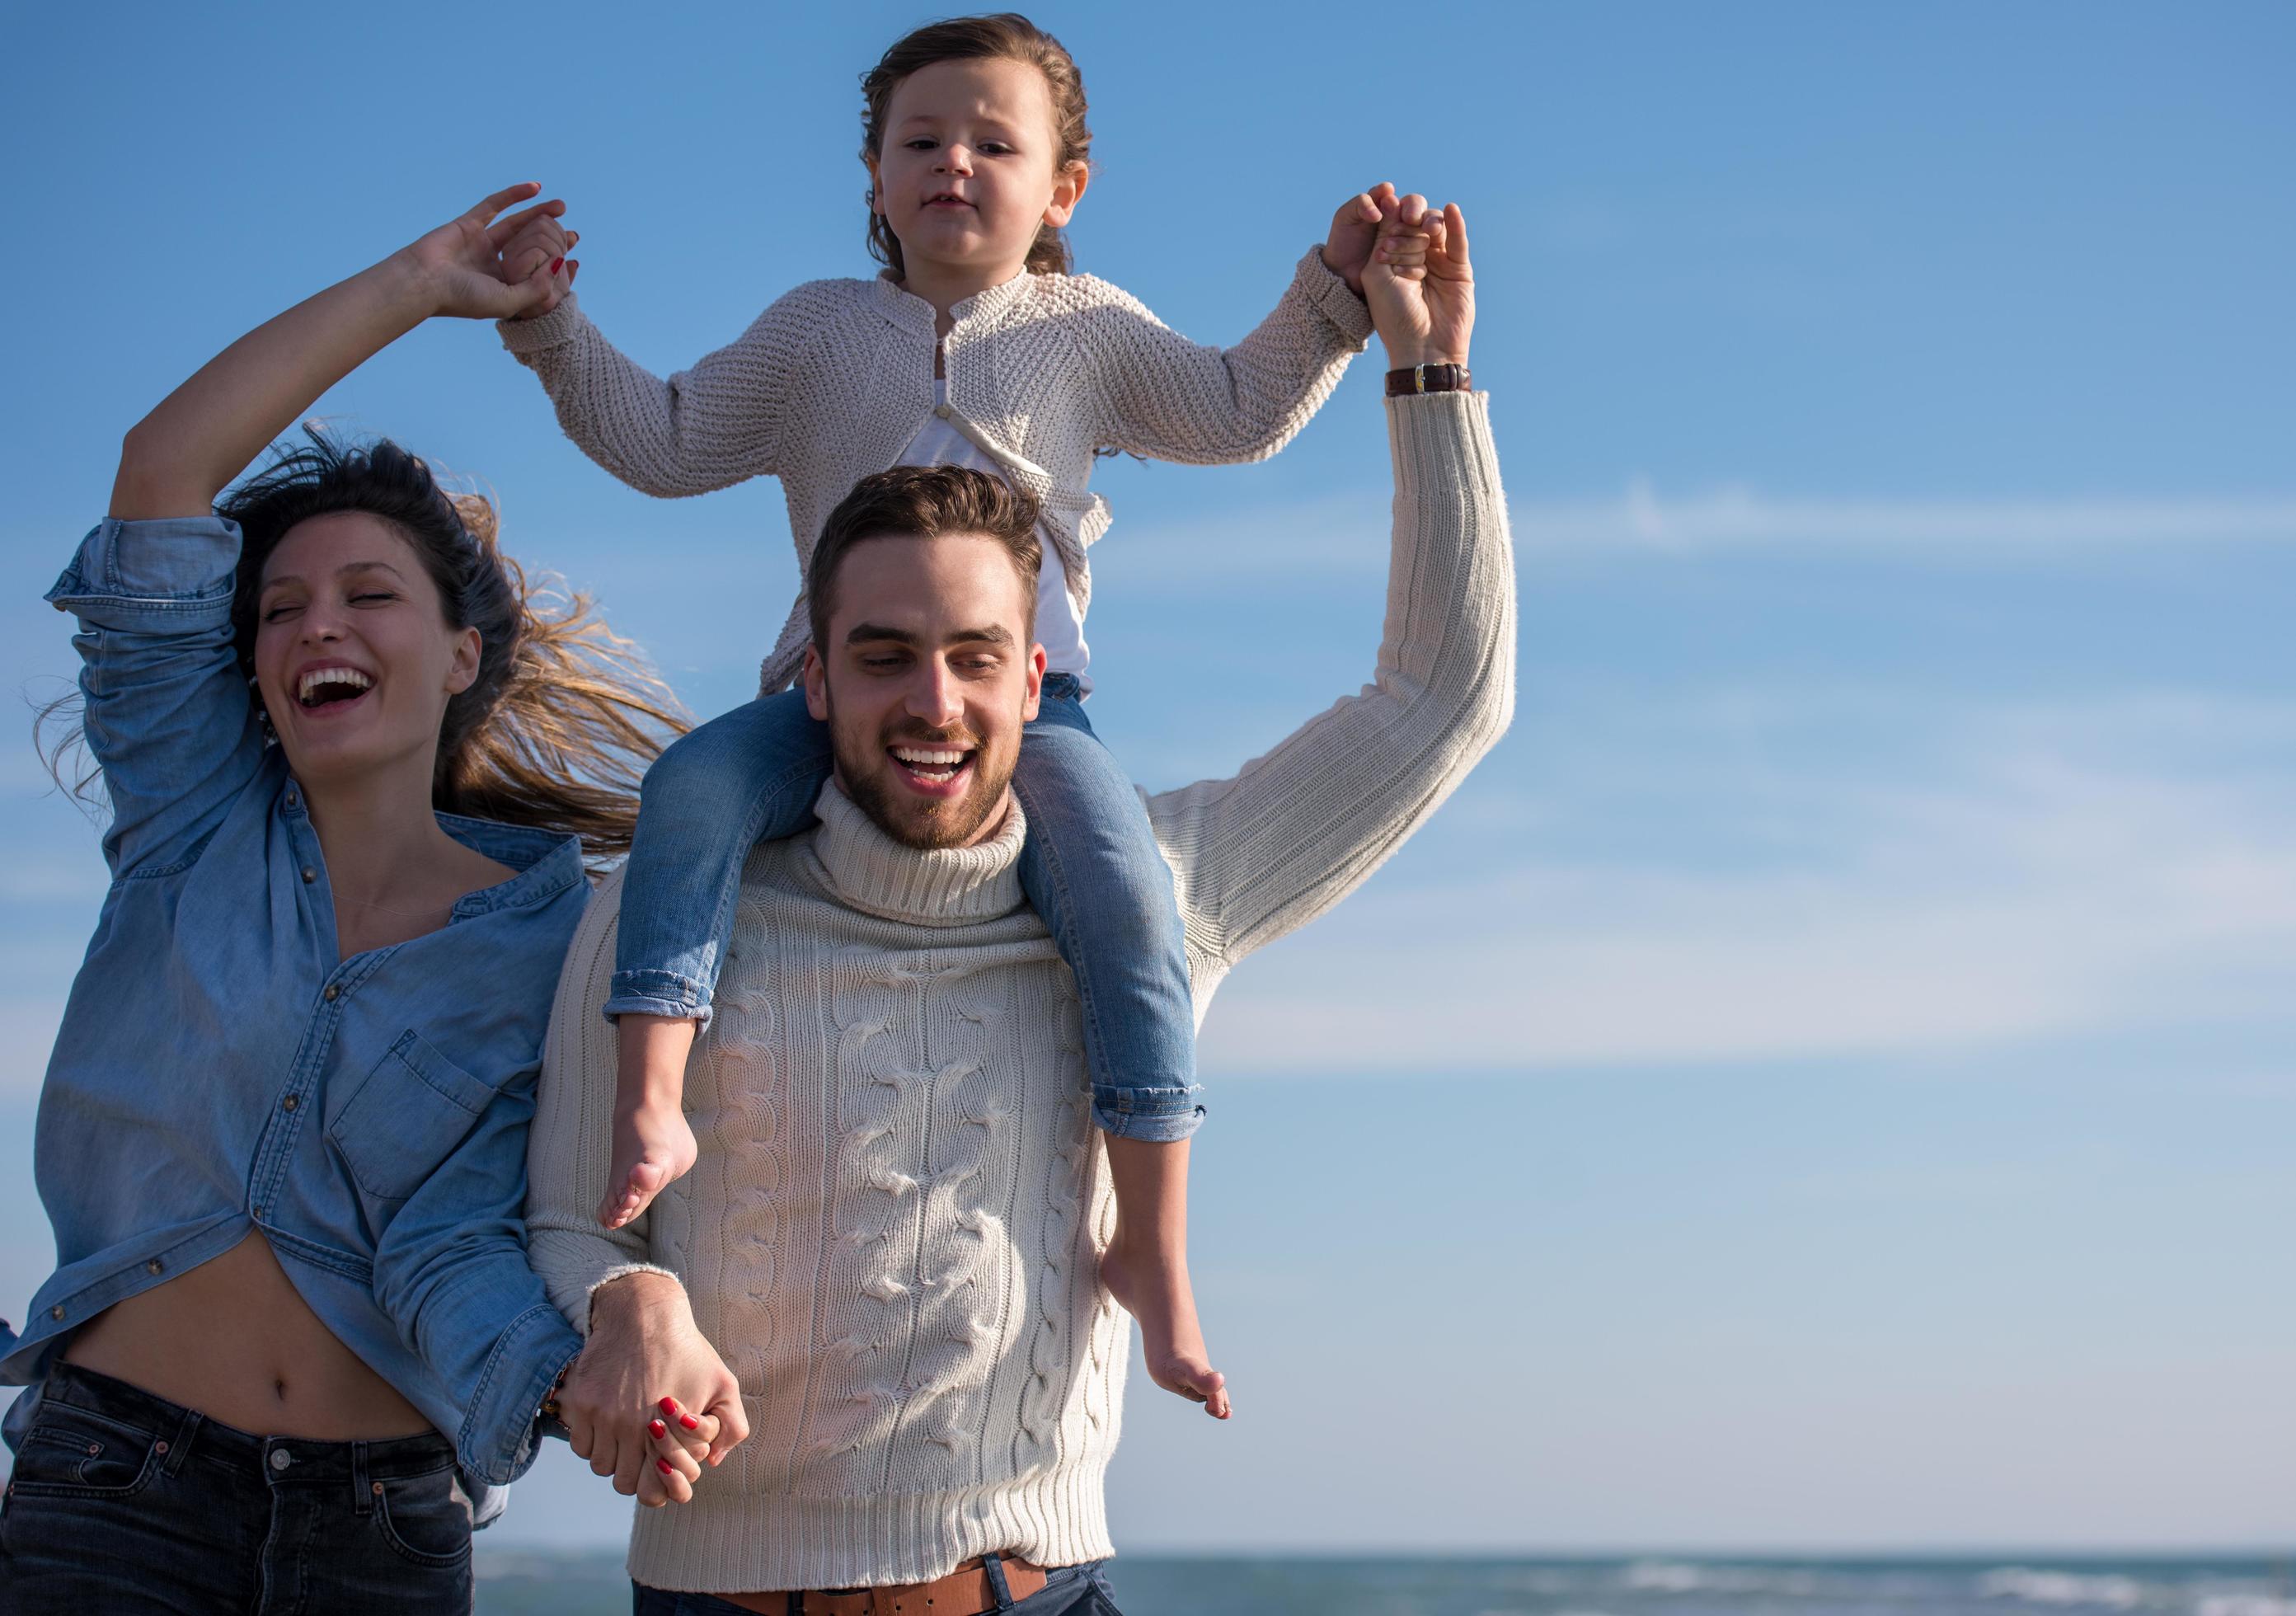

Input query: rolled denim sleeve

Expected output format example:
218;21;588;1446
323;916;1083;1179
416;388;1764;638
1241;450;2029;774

46;517;265;879
368;1059;585;1485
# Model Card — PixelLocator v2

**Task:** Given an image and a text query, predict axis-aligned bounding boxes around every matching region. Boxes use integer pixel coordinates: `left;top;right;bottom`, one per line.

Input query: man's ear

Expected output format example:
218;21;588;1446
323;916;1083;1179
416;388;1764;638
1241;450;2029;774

1020;643;1045;724
1043;161;1089;228
802;646;830;721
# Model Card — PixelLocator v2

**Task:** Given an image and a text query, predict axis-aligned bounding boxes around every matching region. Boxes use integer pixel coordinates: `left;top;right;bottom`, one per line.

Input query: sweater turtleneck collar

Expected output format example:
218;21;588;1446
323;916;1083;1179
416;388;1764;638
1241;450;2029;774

805;778;1029;928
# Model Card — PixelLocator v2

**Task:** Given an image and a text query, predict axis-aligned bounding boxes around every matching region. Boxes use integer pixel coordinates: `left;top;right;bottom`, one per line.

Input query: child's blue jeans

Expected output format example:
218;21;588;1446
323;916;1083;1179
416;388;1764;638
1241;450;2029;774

608;677;1203;1144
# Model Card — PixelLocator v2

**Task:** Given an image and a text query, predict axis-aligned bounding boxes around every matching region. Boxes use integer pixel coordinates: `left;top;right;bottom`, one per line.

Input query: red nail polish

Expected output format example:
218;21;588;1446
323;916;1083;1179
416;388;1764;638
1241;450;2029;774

659;1398;678;1415
649;1420;667;1438
679;1414;701;1430
657;1459;673;1474
548;257;564;275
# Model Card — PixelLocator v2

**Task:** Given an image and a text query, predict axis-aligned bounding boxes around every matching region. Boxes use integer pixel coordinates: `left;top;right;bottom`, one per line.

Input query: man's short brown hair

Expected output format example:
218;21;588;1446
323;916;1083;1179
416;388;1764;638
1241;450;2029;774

807;467;1043;649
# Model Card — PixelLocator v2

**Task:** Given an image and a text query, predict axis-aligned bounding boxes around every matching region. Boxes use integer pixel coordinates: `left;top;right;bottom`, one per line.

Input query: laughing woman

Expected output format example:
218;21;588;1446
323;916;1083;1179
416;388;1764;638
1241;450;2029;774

0;186;680;1613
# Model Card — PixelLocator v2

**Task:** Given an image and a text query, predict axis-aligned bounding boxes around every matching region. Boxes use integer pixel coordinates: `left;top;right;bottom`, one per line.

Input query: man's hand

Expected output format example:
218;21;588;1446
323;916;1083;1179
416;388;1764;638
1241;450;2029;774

1320;182;1399;297
557;1272;750;1508
1363;195;1474;372
389;181;580;323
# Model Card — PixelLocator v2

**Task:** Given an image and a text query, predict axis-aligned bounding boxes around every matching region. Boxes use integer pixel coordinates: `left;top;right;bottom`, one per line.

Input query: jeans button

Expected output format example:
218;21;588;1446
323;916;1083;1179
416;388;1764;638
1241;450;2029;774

269;1449;292;1472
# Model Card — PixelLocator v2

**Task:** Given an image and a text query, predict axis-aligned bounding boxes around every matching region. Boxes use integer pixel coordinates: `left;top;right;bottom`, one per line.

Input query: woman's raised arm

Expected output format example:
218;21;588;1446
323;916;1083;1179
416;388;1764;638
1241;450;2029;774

110;183;574;520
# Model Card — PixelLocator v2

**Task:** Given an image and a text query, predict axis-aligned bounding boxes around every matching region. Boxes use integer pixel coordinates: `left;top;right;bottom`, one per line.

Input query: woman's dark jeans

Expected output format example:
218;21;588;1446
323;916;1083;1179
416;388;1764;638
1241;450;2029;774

0;1363;472;1614
632;1557;1124;1614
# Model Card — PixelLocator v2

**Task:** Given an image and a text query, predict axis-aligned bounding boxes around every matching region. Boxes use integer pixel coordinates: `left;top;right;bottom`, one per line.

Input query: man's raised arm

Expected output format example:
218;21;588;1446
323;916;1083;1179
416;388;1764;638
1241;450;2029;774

1147;200;1514;976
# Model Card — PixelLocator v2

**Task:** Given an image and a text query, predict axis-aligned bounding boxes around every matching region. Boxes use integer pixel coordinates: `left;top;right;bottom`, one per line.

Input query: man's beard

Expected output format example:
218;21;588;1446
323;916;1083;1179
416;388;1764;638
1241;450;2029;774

825;689;1016;851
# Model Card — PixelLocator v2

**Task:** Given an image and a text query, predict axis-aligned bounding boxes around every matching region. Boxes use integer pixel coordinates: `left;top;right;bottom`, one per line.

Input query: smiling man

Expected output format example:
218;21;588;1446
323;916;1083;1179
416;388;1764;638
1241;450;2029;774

525;203;1510;1614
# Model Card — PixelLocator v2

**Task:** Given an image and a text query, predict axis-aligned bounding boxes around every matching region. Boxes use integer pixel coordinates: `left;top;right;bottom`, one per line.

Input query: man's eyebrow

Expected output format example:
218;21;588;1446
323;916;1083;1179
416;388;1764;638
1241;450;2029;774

843;622;1014;647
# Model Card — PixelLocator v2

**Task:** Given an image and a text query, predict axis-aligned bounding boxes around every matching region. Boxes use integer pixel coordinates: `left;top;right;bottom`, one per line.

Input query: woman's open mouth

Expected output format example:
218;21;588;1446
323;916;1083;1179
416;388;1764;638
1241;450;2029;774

296;667;374;715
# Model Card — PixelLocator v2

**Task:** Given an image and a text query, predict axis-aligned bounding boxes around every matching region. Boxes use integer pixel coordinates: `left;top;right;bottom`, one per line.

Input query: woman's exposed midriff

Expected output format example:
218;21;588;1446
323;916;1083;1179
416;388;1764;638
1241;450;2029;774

60;1229;433;1441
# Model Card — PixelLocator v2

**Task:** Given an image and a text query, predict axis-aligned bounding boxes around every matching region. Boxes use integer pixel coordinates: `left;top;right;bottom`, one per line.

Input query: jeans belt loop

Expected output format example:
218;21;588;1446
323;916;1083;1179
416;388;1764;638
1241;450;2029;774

983;1549;1016;1609
161;1406;203;1480
350;1440;373;1518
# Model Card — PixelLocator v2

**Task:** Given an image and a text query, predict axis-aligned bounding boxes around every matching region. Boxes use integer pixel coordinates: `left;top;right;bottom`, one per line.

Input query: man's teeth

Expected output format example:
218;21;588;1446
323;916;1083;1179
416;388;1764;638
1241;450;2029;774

893;745;970;781
298;667;373;703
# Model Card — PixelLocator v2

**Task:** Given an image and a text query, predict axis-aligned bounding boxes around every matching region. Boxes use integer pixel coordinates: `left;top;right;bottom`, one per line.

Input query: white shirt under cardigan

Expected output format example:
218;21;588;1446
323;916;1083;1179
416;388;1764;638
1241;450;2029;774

497;248;1373;696
900;378;1091;689
525;394;1516;1595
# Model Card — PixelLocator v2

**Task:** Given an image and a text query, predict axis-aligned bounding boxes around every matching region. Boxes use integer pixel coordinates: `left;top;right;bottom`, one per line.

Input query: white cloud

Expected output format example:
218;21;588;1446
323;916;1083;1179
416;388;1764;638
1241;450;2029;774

1198;698;2296;1073
1101;487;2296;583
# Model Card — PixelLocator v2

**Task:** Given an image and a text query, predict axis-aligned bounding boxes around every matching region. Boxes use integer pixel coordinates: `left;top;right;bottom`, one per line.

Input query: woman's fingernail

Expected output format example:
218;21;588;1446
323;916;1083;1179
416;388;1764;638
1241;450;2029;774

657;1459;674;1474
649;1420;667;1438
679;1414;701;1430
659;1398;678;1415
548;257;564;275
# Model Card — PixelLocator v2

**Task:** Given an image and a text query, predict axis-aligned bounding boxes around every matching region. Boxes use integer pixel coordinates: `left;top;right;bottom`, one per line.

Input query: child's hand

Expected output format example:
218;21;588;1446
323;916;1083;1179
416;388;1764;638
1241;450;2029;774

493;206;581;319
1321;182;1399;297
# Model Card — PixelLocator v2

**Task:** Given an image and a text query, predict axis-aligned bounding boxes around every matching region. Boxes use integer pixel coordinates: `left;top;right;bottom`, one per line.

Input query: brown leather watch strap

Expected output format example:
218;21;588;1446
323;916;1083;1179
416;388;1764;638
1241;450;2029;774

1386;362;1472;396
714;1553;1053;1616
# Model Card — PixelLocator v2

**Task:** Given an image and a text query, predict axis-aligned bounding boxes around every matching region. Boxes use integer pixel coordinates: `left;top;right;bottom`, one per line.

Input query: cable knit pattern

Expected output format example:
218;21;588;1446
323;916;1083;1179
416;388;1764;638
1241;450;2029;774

497;249;1373;694
524;393;1516;1592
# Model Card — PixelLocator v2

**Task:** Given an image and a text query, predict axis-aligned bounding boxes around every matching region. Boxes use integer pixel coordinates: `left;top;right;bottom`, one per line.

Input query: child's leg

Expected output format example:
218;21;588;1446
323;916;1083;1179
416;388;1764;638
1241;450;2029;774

602;688;831;1229
1011;686;1224;1416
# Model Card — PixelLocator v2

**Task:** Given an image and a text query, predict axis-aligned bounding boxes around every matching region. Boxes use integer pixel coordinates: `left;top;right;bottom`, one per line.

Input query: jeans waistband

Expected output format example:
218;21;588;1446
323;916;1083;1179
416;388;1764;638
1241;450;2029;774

44;1361;457;1483
1040;671;1083;703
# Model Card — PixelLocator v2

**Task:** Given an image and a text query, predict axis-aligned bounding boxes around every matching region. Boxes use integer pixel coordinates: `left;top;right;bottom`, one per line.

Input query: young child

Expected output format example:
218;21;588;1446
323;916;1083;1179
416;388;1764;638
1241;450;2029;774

492;12;1415;1421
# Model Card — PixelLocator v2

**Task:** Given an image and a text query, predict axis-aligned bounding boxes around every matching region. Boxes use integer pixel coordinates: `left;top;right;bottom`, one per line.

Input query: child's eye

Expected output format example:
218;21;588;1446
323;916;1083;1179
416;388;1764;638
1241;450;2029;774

979;143;1014;156
904;138;938;151
262;604;300;623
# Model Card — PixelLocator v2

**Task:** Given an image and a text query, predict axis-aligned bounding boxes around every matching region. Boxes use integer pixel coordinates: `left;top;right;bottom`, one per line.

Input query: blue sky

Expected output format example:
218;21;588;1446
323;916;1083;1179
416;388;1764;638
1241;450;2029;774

2;0;2291;1552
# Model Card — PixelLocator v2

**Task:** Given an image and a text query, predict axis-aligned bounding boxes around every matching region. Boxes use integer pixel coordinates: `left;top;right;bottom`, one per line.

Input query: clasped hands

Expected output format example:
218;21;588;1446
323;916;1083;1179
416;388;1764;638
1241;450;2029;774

554;1271;749;1509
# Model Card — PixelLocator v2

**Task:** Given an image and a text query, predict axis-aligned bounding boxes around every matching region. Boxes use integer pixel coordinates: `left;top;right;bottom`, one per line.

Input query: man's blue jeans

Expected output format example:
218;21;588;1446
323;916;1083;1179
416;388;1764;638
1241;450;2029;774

608;679;1202;1142
632;1559;1125;1614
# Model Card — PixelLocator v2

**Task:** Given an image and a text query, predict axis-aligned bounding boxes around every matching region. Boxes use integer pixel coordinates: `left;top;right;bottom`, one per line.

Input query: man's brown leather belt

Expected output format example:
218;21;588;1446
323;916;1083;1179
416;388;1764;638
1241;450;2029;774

711;1553;1051;1615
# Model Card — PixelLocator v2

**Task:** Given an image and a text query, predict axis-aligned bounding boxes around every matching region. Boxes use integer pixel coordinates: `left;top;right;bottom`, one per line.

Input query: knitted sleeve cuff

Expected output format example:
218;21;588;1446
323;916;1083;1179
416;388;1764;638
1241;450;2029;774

496;294;590;356
1294;245;1376;349
581;1262;686;1335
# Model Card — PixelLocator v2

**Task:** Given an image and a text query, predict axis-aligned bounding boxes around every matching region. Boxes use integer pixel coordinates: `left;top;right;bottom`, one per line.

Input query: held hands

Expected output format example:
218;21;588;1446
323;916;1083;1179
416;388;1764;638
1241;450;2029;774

1321;182;1400;296
1364;195;1474;372
391;182;580;322
556;1272;750;1508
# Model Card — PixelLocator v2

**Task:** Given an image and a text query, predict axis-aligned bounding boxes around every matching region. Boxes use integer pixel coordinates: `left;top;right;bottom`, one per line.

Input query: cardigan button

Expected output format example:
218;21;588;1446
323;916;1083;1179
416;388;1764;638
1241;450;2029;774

933;402;954;420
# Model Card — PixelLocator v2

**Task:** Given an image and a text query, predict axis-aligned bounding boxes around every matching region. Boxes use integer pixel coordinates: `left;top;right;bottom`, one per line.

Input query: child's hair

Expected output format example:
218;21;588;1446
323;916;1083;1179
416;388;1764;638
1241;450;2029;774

807;464;1044;650
40;430;687;862
860;12;1092;280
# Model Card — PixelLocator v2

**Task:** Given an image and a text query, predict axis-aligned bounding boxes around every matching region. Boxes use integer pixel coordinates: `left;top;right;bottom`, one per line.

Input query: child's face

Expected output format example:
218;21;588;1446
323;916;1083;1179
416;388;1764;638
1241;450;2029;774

871;55;1086;281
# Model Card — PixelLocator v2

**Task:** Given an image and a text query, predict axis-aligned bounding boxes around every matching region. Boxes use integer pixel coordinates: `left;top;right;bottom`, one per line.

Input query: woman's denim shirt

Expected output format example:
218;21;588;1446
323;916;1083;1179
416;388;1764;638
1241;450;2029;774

1;514;589;1515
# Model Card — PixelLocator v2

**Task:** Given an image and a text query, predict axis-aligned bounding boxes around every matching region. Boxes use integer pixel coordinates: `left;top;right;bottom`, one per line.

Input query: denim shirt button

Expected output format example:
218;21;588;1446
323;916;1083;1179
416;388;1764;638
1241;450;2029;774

322;984;339;1002
300;867;316;884
48;1305;62;1321
285;790;299;809
282;1095;298;1111
146;1258;164;1275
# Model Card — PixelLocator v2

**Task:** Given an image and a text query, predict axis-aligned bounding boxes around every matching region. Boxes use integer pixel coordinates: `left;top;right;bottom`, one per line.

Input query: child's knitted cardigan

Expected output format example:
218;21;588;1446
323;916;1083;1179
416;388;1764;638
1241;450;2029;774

498;248;1373;693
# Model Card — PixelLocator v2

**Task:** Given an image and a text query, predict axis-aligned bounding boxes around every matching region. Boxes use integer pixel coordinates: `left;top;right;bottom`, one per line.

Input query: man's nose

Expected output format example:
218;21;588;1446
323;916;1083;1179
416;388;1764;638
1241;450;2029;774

904;660;965;726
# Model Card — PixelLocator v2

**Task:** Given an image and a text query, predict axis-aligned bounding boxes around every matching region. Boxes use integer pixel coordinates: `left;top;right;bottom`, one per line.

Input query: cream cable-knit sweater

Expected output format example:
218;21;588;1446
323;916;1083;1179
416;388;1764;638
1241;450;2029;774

525;393;1514;1592
497;249;1374;694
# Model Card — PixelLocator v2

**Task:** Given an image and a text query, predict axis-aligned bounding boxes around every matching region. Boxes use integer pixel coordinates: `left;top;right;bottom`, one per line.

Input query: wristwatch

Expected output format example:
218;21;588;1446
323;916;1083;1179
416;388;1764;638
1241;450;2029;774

1386;362;1472;397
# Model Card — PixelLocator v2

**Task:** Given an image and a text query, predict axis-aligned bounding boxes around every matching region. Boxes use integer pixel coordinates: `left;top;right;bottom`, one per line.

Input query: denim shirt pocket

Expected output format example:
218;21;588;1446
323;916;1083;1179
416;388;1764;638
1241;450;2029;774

330;1030;497;1202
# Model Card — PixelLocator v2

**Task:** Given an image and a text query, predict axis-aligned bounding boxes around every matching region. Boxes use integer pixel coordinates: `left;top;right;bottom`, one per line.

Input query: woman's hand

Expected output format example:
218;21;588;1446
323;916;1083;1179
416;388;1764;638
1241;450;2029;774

1363;195;1475;372
393;181;578;322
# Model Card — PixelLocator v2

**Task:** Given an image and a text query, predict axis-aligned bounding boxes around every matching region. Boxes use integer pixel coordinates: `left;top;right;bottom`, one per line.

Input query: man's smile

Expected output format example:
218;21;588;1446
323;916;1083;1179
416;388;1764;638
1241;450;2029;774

888;740;978;796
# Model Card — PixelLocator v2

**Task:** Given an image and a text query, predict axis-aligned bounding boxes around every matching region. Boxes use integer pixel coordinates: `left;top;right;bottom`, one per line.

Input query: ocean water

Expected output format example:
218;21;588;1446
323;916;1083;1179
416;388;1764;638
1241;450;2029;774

473;1552;2296;1616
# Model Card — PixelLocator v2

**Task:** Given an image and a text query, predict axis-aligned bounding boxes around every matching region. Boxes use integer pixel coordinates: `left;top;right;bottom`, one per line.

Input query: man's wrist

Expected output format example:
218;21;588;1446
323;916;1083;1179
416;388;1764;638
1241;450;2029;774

1382;347;1470;372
